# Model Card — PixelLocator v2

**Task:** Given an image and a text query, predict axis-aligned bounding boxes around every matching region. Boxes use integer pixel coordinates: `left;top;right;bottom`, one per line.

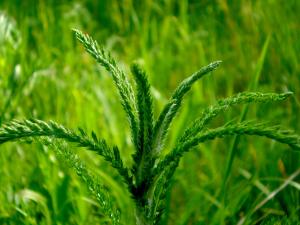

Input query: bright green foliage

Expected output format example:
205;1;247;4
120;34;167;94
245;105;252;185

158;121;300;173
51;141;121;225
152;61;221;154
73;29;139;149
0;30;299;225
131;63;154;189
180;92;293;141
0;119;130;185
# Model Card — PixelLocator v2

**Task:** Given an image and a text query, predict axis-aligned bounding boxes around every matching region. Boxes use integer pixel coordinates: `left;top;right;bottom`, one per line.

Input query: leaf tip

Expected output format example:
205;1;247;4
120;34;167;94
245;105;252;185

212;60;222;68
285;91;294;96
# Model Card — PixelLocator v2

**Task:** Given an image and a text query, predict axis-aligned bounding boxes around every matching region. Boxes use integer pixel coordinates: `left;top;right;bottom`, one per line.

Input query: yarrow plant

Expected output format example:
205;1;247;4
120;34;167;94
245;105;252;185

0;29;299;225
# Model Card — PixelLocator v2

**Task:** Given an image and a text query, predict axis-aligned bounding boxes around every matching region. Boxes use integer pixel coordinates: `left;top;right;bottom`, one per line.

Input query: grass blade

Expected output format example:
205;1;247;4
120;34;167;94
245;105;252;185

221;36;271;202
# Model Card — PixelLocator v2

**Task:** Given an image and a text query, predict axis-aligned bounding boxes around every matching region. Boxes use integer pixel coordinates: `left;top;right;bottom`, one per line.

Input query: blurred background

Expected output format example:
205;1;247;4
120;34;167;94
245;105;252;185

0;0;299;224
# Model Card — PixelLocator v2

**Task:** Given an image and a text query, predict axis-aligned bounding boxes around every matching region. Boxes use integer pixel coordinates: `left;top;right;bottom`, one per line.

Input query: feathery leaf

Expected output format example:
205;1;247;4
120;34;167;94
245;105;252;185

0;119;132;186
180;92;293;141
73;29;139;149
156;121;300;176
131;63;154;186
152;61;221;154
50;141;121;225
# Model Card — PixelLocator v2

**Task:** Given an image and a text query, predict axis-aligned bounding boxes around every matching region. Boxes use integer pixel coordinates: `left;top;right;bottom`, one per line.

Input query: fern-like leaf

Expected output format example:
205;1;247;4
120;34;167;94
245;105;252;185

180;92;293;141
131;63;154;186
50;141;121;225
156;121;300;176
0;119;132;186
150;121;300;221
149;160;179;224
152;61;221;154
73;29;139;149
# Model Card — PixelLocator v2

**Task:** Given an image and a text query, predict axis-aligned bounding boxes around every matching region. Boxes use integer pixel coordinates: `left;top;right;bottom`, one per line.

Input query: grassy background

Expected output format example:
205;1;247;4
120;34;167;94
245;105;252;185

0;0;299;224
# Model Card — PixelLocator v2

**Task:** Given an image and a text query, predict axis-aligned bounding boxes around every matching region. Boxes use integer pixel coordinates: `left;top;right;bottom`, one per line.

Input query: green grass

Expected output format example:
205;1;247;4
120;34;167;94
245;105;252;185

0;1;299;224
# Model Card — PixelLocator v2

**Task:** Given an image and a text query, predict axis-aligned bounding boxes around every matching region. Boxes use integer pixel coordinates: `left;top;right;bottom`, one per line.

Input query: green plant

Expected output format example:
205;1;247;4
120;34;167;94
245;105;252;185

0;29;299;225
